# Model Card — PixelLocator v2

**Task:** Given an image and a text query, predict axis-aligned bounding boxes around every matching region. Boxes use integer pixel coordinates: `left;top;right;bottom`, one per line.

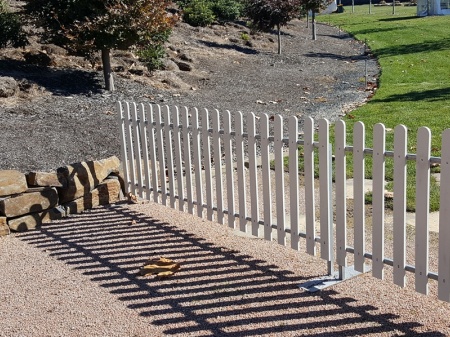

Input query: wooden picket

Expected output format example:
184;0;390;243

117;102;450;303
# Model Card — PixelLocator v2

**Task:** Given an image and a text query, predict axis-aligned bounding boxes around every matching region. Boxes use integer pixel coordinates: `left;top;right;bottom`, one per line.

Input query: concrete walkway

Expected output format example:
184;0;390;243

346;177;440;233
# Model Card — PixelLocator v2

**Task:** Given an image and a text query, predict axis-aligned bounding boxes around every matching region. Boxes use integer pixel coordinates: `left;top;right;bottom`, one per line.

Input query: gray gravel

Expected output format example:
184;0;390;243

0;20;377;173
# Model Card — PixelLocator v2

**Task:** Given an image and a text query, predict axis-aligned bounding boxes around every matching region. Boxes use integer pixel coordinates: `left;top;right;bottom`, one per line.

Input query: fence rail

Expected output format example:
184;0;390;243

117;101;450;302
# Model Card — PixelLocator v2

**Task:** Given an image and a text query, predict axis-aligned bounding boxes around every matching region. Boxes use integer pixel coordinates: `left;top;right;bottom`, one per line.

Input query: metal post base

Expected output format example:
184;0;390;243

298;265;369;293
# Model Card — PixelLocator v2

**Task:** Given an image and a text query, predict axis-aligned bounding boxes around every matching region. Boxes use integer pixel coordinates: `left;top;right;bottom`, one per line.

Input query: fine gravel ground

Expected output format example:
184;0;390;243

2;202;450;337
0;18;378;173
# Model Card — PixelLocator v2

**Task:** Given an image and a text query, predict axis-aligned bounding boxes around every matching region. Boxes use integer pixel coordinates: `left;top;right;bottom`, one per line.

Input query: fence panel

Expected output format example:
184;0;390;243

117;102;450;303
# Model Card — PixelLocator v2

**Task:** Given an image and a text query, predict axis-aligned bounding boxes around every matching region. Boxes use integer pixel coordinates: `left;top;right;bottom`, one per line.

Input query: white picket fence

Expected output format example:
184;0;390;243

117;101;450;302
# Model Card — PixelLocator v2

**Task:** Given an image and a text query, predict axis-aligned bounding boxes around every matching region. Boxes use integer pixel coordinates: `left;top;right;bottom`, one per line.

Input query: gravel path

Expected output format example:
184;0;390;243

2;202;450;336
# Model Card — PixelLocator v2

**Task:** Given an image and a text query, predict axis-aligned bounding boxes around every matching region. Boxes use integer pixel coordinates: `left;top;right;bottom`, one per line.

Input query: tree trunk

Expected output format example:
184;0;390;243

101;48;115;92
277;24;281;55
312;11;317;41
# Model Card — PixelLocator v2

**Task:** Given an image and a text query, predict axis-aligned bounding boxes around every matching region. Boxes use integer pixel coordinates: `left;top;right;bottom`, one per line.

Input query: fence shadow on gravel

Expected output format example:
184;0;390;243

18;205;444;336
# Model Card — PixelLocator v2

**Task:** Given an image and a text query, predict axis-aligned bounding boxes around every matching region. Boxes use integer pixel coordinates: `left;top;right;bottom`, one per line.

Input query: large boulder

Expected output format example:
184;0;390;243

0;217;9;236
0;170;28;197
7;206;66;232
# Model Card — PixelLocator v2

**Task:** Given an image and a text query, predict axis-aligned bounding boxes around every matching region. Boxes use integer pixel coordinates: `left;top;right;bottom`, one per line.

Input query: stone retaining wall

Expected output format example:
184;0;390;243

0;156;124;236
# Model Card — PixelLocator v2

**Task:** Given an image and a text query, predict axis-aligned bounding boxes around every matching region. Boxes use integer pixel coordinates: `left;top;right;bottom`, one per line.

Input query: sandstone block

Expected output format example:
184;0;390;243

0;187;58;217
26;171;67;188
58;156;121;203
0;170;28;197
8;214;41;232
64;178;121;215
0;217;9;236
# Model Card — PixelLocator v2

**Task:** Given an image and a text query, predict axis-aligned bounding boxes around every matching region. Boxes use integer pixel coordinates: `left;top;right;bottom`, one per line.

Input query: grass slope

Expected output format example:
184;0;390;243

316;5;450;211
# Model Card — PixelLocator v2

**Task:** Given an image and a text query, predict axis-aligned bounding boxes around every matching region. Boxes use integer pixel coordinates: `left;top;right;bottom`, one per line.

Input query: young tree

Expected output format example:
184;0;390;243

302;0;332;40
25;0;177;91
245;0;302;55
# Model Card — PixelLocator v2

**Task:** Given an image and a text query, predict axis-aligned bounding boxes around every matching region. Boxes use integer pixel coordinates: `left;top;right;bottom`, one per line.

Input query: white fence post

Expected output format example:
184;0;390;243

319;119;333;271
353;121;366;273
138;103;151;200
415;127;431;295
275;115;286;246
304;117;317;256
372;123;386;280
439;129;450;301
182;107;194;214
164;106;176;208
202;109;214;221
212;109;224;224
335;120;348;271
261;114;273;242
393;124;407;287
117;101;130;195
173;107;185;212
289;116;300;251
223;110;235;228
146;104;159;203
235;111;247;233
155;105;167;205
192;108;204;218
248;112;260;237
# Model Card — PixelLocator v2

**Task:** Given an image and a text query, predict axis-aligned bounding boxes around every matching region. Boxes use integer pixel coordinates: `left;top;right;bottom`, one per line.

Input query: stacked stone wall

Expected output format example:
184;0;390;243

0;156;124;236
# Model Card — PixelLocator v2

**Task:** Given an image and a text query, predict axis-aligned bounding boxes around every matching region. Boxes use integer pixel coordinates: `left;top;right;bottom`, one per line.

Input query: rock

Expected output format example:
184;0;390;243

0;217;9;236
179;53;193;62
175;61;192;72
7;206;66;232
57;156;121;204
129;67;147;76
26;171;67;188
0;187;59;217
41;44;67;56
0;170;28;197
162;59;179;71
23;50;54;67
8;214;40;232
155;71;191;90
0;76;19;98
64;178;122;215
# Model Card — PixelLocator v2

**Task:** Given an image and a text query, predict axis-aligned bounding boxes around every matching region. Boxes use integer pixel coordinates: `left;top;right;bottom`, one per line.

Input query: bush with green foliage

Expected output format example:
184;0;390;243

0;0;27;48
136;29;171;71
182;0;215;26
211;0;243;21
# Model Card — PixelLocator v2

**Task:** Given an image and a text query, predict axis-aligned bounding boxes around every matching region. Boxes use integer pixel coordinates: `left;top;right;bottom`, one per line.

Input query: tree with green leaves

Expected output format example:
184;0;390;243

25;0;177;91
244;0;302;54
301;0;333;40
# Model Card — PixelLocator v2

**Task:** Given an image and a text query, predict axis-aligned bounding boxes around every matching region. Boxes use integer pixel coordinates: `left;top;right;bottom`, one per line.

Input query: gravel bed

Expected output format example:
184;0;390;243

0;19;378;173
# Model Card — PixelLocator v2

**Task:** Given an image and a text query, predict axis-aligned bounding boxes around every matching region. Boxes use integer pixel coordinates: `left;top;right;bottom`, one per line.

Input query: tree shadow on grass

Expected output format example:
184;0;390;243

0;58;103;96
375;38;450;58
17;204;445;336
371;87;450;103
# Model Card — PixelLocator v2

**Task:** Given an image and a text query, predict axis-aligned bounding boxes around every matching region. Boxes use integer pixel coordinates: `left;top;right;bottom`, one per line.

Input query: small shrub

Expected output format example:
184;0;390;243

240;32;250;41
136;44;166;71
211;0;243;21
182;0;215;27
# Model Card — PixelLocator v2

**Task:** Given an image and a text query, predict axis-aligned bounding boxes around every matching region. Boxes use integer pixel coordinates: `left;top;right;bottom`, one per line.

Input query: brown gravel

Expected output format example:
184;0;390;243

2;201;450;336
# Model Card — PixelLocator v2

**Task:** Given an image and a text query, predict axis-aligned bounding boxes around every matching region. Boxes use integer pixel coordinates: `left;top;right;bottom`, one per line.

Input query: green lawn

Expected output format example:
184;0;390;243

313;5;450;211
